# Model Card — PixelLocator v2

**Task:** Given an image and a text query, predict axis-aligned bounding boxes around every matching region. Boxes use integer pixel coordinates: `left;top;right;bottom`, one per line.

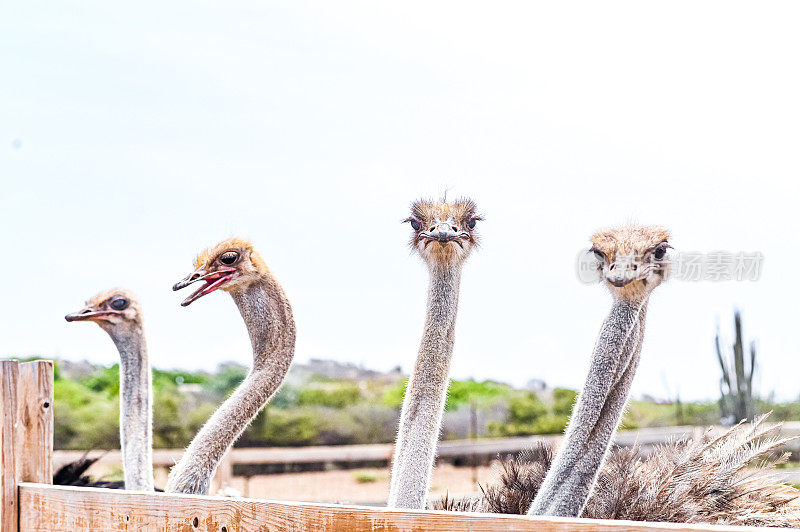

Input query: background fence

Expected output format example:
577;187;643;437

2;360;792;531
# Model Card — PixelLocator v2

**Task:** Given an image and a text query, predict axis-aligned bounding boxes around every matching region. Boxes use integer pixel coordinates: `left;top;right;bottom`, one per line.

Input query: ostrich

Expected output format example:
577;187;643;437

167;237;296;495
436;225;800;527
526;224;672;517
64;289;154;491
437;417;800;527
387;198;482;509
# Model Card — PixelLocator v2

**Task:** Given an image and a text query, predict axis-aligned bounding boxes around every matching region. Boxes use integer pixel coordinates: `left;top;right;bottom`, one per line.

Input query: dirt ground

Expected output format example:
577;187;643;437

217;463;501;505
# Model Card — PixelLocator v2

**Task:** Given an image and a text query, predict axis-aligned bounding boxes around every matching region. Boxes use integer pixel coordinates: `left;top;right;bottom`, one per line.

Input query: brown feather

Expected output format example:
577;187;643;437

434;415;800;527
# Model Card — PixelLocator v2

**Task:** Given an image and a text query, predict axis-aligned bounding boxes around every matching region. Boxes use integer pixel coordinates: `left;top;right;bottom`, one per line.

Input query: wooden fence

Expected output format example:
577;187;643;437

53;425;714;469
53;424;800;496
1;359;791;531
50;428;706;495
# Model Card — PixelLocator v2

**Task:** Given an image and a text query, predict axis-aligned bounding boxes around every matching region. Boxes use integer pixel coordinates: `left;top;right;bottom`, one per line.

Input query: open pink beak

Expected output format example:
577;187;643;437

172;267;237;306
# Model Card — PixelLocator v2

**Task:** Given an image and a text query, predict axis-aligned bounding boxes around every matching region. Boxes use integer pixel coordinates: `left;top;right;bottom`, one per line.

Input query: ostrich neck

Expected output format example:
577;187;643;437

528;296;648;517
388;264;462;509
108;328;154;491
165;277;296;495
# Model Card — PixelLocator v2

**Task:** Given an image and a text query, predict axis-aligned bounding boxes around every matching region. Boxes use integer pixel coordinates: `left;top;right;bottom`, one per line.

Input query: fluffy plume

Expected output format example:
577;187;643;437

434;415;800;527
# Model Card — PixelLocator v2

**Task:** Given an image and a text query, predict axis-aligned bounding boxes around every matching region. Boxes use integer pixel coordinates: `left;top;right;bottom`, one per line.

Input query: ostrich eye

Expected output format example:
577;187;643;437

467;218;477;230
410;219;421;231
653;245;667;260
110;297;128;311
219;251;239;265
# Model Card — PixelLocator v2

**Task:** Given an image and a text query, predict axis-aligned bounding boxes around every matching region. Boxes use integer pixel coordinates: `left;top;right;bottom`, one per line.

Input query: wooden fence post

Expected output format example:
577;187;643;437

0;360;54;532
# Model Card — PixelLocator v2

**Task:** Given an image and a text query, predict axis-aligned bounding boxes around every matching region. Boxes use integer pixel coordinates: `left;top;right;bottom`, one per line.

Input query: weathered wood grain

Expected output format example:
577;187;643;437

0;361;21;531
17;362;54;484
18;483;782;532
0;361;54;532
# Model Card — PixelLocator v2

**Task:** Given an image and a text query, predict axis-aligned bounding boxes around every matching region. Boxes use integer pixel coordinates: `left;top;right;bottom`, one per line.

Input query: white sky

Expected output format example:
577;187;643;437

1;2;799;401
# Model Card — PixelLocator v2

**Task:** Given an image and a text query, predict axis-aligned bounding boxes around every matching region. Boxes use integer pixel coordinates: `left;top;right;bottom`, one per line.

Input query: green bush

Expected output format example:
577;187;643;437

487;391;570;436
80;364;121;396
508;392;547;424
270;385;300;409
530;414;570;434
251;409;321;446
297;384;362;408
768;401;800;421
206;365;247;396
623;400;720;430
552;388;578;417
34;355;800;450
383;378;511;411
152;368;208;388
54;379;120;449
314;405;398;445
152;385;206;448
382;378;408;408
444;380;512;411
488;414;569;437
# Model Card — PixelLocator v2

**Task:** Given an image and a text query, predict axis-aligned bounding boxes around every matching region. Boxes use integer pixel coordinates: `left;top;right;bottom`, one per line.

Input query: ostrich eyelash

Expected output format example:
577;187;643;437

589;246;605;258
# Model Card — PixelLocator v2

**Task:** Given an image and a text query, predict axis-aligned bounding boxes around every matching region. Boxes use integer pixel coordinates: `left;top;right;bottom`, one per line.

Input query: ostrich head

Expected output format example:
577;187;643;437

65;288;142;334
173;237;270;306
404;198;482;268
589;225;672;300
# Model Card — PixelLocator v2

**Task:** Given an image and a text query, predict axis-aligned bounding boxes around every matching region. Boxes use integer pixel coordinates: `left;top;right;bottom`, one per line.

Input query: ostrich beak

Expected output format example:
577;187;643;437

420;223;468;247
173;267;237;307
605;255;647;287
65;306;117;322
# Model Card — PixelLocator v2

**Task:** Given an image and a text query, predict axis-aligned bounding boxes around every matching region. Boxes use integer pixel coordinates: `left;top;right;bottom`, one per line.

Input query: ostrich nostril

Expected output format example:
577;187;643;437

451;226;458;232
429;226;435;232
609;264;616;270
81;308;92;314
632;264;638;271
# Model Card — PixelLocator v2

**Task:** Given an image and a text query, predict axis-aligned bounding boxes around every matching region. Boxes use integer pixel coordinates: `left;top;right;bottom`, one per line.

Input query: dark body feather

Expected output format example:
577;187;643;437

435;416;800;527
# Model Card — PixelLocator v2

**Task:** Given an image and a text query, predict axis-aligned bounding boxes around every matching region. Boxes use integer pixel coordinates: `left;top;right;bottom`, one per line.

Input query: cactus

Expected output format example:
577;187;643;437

715;310;757;425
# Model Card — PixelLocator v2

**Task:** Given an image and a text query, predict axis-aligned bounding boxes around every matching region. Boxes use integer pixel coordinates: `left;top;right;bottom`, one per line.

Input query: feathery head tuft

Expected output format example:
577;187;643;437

192;237;269;274
591;225;670;259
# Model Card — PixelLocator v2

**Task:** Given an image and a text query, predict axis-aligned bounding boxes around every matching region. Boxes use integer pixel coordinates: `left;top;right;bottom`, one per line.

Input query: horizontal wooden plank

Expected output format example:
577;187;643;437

18;483;783;532
230;442;394;464
51;425;730;470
